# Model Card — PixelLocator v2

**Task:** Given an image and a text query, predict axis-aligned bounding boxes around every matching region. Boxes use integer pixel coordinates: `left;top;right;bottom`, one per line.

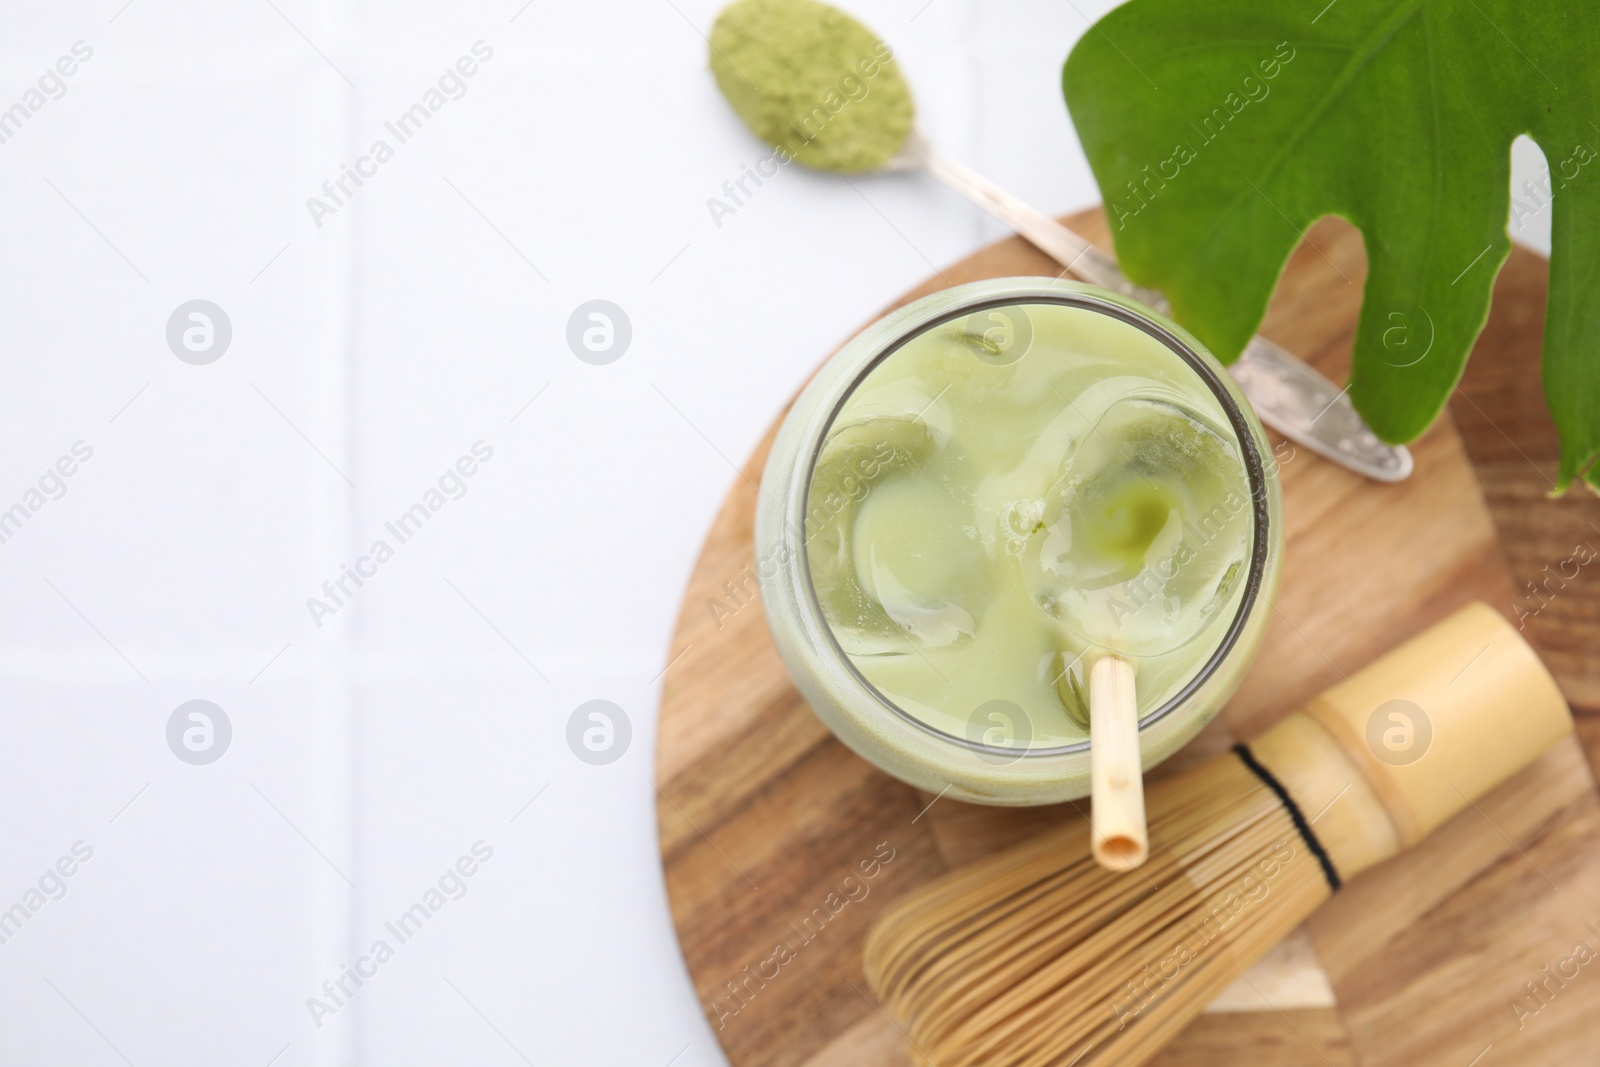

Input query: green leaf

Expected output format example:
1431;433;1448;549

1063;0;1600;491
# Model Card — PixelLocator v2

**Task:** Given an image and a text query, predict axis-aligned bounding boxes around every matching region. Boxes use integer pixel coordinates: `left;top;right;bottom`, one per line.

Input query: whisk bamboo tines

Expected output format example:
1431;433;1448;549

864;603;1573;1067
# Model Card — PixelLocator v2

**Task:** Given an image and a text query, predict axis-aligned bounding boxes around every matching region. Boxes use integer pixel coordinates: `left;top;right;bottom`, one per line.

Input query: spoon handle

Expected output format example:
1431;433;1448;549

913;139;1413;484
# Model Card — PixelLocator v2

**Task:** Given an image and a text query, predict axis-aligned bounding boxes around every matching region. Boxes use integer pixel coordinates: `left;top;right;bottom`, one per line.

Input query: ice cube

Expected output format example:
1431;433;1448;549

850;474;989;649
806;416;990;656
1023;397;1253;657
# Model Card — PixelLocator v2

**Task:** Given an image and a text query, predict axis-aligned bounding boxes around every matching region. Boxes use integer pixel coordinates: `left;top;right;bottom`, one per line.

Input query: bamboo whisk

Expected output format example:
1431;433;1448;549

864;603;1572;1067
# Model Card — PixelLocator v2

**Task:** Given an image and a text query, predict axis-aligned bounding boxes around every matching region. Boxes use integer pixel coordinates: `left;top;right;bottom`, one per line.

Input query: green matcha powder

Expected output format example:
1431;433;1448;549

710;0;914;173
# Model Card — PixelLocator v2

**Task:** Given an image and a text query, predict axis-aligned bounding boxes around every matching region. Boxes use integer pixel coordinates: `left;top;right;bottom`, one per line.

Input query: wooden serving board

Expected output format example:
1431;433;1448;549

656;209;1600;1067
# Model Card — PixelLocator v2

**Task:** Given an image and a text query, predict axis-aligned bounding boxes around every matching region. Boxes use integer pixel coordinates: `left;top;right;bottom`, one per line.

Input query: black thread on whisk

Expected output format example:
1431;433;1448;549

1232;744;1342;893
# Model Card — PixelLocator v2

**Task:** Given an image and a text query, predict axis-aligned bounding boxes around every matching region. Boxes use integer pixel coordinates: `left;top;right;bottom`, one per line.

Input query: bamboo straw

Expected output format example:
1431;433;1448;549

864;603;1571;1067
1090;654;1147;870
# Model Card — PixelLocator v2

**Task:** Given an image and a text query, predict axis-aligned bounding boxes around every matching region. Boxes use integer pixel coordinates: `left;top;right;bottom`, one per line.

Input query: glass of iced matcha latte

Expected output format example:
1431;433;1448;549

756;278;1283;809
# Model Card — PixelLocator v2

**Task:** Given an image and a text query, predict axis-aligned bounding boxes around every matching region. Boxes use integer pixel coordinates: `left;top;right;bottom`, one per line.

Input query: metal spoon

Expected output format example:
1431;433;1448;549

885;130;1413;483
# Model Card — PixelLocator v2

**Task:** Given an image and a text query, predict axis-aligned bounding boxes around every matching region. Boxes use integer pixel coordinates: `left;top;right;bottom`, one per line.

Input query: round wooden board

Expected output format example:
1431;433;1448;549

656;209;1600;1067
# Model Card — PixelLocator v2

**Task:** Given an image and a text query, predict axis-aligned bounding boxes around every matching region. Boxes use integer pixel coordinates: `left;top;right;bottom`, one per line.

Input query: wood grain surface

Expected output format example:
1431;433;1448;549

655;209;1600;1067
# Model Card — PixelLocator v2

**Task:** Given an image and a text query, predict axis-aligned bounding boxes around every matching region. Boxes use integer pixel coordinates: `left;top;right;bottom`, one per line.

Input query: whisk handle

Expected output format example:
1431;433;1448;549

1249;602;1572;879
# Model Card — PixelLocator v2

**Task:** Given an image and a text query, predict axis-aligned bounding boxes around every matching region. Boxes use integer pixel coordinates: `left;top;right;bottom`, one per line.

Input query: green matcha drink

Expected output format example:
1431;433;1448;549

757;279;1282;805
